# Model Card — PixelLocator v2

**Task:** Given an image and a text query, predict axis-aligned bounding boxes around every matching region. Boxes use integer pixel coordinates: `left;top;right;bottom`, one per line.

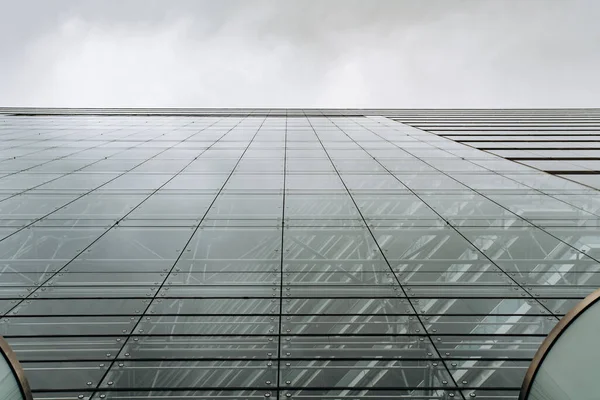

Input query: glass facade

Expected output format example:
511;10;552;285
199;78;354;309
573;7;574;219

0;109;599;400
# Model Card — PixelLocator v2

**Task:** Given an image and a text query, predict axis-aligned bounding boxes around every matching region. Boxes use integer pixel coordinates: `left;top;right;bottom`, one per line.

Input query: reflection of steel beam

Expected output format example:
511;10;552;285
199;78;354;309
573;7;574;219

287;238;369;284
173;257;597;265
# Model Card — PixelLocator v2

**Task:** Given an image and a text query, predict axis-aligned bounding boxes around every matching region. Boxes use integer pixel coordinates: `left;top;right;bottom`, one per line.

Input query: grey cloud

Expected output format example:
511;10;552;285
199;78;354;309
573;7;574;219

0;0;599;107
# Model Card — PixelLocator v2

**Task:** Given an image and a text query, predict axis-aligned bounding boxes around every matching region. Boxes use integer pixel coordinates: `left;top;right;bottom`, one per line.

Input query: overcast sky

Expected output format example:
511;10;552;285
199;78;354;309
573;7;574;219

1;0;599;108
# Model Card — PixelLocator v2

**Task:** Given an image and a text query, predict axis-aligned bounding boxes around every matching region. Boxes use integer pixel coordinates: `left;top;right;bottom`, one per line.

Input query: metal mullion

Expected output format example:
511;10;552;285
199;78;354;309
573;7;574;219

273;113;288;400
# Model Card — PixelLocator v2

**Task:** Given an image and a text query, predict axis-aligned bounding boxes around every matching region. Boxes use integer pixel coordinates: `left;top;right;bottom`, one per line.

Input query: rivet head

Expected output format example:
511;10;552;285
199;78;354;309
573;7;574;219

470;393;476;398
78;396;84;399
442;380;448;384
107;381;113;385
86;382;92;386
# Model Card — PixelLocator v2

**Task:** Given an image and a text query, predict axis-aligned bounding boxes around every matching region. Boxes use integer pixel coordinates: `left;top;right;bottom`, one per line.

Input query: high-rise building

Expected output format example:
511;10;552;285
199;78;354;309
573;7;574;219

0;108;598;400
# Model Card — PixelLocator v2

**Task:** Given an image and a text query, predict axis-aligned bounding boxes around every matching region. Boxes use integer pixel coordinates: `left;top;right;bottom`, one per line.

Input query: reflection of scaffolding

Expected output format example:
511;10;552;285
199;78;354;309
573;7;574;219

88;219;600;398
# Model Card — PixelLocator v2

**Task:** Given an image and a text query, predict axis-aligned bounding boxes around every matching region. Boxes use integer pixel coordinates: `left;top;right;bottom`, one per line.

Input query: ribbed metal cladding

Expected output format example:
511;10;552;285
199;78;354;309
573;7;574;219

389;108;600;190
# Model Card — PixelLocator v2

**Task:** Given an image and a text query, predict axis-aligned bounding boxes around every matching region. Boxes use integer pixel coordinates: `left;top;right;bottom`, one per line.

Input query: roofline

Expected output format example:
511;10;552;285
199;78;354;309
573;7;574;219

1;107;600;116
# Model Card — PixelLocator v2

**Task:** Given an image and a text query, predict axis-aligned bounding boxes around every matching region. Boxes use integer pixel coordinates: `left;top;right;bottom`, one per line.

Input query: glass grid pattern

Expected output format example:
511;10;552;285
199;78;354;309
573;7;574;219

0;111;599;400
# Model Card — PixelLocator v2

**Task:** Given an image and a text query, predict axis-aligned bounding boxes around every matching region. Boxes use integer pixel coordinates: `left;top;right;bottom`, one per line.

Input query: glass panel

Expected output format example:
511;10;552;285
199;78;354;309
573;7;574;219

8;336;125;361
23;361;106;390
121;335;276;359
0;227;105;260
98;360;276;389
281;360;455;389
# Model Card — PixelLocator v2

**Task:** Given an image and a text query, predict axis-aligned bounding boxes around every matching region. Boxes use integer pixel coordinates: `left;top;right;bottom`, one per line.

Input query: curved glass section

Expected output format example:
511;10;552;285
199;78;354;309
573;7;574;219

521;288;600;400
0;337;31;400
